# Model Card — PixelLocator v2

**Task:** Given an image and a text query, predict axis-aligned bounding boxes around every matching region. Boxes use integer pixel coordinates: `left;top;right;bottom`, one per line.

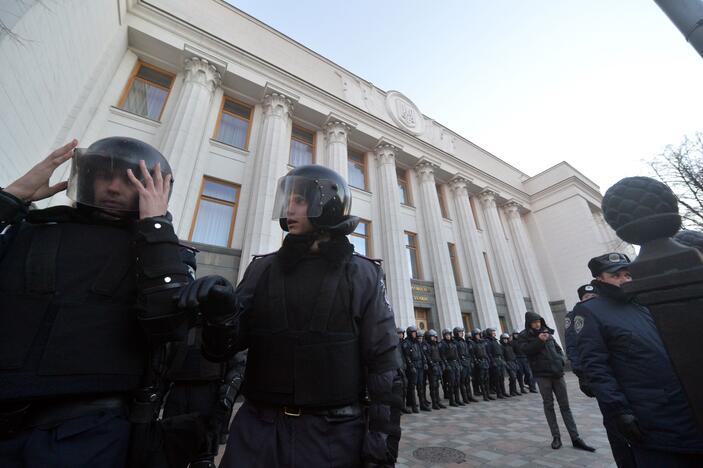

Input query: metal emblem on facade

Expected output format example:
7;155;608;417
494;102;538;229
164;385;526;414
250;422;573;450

385;90;425;136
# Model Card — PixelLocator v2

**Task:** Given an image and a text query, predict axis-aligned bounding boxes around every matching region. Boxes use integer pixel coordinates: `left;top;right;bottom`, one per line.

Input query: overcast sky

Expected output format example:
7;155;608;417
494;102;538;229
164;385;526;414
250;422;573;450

226;0;703;193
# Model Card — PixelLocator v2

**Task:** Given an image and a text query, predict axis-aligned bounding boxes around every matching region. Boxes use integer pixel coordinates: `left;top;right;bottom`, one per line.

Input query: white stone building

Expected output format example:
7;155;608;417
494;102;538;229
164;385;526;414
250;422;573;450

0;0;631;343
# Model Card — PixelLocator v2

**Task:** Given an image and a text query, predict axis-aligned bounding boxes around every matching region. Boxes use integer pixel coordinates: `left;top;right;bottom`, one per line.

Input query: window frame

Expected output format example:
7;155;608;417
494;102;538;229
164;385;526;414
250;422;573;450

349;218;373;257
437;184;450;219
212;96;254;150
448;242;462;287
188;176;241;248
405;230;422;279
347;148;368;191
117;60;175;122
397;167;413;207
289;124;316;166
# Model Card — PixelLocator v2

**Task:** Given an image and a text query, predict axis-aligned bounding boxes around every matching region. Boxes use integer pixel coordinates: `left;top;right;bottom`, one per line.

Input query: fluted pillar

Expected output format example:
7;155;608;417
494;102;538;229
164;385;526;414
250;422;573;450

238;90;296;277
375;141;414;328
323;114;355;180
448;176;500;329
504;202;561;342
414;159;462;329
160;57;221;226
479;189;526;331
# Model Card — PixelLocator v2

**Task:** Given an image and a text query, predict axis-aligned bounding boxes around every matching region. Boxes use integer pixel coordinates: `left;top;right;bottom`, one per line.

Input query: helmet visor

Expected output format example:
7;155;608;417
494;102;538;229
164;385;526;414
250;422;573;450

66;148;162;213
272;175;350;220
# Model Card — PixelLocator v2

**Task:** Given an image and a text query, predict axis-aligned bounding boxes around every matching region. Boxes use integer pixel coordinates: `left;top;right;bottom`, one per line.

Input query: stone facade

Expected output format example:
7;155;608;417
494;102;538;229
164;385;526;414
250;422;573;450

0;0;632;342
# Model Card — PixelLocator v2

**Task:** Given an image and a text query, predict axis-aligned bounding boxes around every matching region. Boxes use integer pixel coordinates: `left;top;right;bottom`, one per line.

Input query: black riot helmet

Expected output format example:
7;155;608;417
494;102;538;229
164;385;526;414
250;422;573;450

273;165;357;235
484;327;496;339
427;329;438;341
472;328;482;339
406;325;417;338
67;136;172;214
500;333;510;342
442;329;452;339
396;327;404;335
452;326;464;338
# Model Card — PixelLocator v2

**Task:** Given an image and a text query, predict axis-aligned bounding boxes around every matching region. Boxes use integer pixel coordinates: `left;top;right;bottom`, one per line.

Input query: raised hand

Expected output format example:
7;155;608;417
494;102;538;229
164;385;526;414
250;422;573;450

126;160;171;219
5;139;77;202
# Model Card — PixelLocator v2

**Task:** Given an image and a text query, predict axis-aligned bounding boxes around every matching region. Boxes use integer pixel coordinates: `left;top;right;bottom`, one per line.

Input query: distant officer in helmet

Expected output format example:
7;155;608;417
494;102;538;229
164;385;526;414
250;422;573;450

510;329;529;394
0;137;231;467
500;333;521;397
416;330;432;410
438;328;462;407
424;330;446;410
212;165;402;467
484;327;509;399
470;328;492;401
453;326;479;404
395;327;412;414
403;325;430;412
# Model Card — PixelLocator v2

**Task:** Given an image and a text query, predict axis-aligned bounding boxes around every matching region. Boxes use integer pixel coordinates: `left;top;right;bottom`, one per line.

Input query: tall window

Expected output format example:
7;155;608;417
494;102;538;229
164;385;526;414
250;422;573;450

470;196;482;230
397;167;412;206
290;126;315;166
405;231;421;279
349;220;371;256
499;315;510;334
437;184;450;219
448;242;462;287
119;61;174;121
462;312;475;332
483;252;496;292
214;97;252;150
348;149;367;190
189;177;240;248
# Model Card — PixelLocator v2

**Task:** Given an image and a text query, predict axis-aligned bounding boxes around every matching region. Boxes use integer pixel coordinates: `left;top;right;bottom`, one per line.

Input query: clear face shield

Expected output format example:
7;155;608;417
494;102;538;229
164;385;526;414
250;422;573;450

66;148;169;213
271;175;349;221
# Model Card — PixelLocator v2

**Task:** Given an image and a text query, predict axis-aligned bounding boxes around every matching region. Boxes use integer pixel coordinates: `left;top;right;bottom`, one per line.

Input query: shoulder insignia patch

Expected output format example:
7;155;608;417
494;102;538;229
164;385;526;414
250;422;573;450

574;315;585;334
564;317;572;330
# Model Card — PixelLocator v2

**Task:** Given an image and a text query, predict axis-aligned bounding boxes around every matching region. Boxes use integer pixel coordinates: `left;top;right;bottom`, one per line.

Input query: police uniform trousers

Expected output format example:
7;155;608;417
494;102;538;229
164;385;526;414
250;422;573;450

219;400;364;468
0;407;130;468
516;357;535;390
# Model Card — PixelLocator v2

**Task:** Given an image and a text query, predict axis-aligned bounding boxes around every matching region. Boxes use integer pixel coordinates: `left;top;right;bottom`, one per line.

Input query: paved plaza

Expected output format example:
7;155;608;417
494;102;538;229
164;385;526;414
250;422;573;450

397;372;615;467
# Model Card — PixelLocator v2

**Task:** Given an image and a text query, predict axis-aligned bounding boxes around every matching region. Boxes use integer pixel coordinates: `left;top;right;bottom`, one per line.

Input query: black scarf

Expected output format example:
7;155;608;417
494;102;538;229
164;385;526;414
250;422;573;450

595;280;635;303
277;234;354;273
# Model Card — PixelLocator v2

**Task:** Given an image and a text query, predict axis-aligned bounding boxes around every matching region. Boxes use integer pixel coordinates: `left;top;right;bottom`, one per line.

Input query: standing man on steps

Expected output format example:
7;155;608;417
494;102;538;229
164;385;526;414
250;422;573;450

518;311;595;452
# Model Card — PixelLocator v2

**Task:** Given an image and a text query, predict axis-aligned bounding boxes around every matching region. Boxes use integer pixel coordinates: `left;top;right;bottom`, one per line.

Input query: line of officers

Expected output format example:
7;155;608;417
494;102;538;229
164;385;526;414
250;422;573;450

396;326;539;413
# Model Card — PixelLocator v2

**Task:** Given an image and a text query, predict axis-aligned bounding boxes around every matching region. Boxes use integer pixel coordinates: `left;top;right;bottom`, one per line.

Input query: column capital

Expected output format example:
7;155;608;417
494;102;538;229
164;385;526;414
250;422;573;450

323;113;355;146
262;92;295;118
184;57;221;93
502;200;524;216
374;137;402;165
413;157;439;183
478;188;499;204
448;174;472;197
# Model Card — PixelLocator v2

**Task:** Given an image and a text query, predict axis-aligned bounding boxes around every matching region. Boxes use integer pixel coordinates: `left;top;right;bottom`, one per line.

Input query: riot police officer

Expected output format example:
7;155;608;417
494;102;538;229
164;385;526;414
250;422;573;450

207;165;402;467
454;327;479;404
0;138;214;467
484;328;509;399
417;330;432;410
471;329;493;401
424;330;446;410
438;329;462;407
396;327;412;414
501;333;520;397
403;326;430;412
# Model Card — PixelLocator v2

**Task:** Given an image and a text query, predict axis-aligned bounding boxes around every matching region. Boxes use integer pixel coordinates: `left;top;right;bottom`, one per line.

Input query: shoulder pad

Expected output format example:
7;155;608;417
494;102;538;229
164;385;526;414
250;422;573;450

352;252;383;267
251;252;276;262
178;242;199;254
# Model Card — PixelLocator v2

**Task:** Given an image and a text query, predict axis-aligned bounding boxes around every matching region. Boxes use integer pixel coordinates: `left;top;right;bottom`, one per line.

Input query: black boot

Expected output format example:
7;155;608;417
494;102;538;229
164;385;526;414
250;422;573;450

572;438;596;452
484;382;495;400
551;436;562;449
466;384;479;402
448;388;459;407
460;385;470;404
434;387;446;408
408;387;419;413
454;386;465;406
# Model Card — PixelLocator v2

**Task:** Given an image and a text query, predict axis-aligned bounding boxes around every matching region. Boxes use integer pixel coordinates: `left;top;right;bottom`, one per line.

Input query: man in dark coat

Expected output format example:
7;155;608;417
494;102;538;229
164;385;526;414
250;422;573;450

454;326;478;404
403;326;430;412
424;330;446;410
519;311;595;452
471;329;492;401
395;328;412;415
500;333;520;397
574;252;703;467
202;165;402;467
512;329;537;393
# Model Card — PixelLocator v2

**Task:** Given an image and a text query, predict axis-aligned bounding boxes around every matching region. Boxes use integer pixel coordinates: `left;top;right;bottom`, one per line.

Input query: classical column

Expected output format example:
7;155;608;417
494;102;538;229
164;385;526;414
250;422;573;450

448;176;500;329
375;140;414;328
503;201;561;342
238;90;296;277
323;113;355;180
160;57;221;226
478;189;527;331
414;159;463;328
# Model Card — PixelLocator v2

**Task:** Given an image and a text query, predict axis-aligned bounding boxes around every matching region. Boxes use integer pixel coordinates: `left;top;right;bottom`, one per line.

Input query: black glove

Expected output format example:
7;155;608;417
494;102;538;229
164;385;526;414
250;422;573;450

176;275;236;324
615;413;643;444
578;378;595;398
